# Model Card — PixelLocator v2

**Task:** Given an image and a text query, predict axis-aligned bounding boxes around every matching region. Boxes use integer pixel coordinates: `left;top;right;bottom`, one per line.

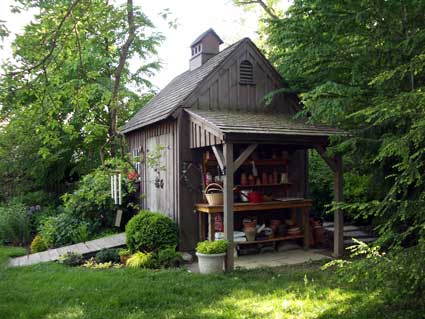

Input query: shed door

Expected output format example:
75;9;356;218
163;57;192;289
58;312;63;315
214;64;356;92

145;134;175;218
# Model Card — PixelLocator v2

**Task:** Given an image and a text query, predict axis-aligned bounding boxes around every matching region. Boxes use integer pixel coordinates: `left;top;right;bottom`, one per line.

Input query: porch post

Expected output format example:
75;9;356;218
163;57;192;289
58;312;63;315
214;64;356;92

333;154;344;258
223;142;234;271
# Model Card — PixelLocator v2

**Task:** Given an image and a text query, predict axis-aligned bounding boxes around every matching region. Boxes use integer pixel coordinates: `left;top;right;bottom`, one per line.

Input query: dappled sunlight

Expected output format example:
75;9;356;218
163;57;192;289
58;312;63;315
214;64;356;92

199;284;357;319
46;306;84;319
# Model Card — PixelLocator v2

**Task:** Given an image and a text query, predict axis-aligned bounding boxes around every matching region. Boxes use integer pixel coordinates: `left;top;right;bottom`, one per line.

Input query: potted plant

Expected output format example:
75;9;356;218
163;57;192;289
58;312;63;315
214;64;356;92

118;248;132;265
196;240;229;274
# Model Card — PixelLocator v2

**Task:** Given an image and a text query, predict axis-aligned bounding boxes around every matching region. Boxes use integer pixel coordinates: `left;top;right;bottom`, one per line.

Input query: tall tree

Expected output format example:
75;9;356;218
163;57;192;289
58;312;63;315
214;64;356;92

0;0;163;199
238;0;425;248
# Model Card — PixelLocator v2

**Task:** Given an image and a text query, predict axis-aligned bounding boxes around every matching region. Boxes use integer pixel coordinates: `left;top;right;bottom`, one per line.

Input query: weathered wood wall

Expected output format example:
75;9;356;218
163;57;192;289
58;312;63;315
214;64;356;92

126;120;179;221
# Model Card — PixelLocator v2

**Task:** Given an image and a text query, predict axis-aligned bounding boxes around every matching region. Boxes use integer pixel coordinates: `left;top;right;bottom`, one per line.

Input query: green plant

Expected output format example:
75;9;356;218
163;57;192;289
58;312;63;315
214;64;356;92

118;248;131;257
126;251;155;268
322;238;425;304
0;201;31;246
61;158;136;228
126;211;179;253
157;246;183;268
95;249;120;264
196;240;229;255
38;213;91;247
82;257;123;269
58;252;84;267
30;235;48;253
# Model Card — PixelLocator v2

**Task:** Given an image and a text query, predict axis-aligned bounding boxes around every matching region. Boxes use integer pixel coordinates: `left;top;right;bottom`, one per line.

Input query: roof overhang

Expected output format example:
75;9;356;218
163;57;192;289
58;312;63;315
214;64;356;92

186;109;345;149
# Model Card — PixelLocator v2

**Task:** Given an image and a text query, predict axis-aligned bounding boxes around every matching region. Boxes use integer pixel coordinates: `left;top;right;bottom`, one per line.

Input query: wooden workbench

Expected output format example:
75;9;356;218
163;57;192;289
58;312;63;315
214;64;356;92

194;199;312;248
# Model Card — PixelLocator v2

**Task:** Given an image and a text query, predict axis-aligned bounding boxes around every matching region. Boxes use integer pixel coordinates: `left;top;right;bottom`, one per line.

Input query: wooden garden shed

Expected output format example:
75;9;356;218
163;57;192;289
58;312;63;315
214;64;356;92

122;29;344;270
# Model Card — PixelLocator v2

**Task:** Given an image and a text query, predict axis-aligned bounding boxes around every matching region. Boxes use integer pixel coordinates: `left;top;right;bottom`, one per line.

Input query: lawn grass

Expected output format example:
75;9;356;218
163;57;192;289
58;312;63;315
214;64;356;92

0;246;420;319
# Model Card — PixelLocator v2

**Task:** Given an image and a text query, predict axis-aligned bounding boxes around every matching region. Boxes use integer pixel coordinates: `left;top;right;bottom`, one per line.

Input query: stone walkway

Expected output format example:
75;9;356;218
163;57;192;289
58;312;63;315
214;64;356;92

8;233;126;267
235;249;330;269
187;248;330;272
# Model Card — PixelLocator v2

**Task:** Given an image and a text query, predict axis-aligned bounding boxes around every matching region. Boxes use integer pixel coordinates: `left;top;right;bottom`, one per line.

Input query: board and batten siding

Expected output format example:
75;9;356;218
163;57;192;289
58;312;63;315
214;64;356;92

183;41;299;115
125;120;179;221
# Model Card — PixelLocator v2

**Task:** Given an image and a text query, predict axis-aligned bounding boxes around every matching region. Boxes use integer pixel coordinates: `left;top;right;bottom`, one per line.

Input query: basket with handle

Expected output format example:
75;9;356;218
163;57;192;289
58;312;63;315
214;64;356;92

204;183;224;205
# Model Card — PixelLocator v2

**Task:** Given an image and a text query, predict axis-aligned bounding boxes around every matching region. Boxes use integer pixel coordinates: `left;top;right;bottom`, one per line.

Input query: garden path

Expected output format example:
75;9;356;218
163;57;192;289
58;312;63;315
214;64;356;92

8;233;126;267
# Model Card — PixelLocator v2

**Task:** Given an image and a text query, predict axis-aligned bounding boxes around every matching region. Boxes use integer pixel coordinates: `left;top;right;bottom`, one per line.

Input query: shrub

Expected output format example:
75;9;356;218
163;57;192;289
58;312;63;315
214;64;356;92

126;211;178;253
126;252;155;268
0;201;31;246
322;239;425;308
30;235;48;253
61;158;136;228
157;246;183;268
196;240;229;254
58;252;84;266
95;248;120;264
38;213;91;247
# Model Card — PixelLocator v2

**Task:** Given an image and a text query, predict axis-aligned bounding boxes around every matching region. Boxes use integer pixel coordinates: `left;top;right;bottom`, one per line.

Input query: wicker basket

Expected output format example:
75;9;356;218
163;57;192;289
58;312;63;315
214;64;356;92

204;183;223;205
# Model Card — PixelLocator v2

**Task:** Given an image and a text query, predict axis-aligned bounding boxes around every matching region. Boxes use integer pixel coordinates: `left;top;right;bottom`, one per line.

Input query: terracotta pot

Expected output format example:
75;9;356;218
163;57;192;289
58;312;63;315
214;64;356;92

120;255;130;265
244;226;256;241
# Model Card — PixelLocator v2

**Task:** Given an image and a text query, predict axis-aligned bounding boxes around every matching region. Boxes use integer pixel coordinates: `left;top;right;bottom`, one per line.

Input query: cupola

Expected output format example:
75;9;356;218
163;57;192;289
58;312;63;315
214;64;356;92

189;28;223;71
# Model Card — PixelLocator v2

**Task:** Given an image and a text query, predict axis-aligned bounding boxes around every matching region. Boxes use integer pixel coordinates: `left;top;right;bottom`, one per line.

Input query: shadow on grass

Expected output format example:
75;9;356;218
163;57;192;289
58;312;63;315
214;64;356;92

1;260;418;319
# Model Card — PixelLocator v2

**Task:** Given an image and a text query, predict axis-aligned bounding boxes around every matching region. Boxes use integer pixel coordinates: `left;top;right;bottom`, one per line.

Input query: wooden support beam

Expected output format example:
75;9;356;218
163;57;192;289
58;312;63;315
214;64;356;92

234;144;258;171
315;144;337;172
223;143;234;271
211;145;225;172
333;154;344;258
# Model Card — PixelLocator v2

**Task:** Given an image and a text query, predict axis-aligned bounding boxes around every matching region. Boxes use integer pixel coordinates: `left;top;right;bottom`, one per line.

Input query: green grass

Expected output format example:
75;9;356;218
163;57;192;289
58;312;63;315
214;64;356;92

0;246;420;319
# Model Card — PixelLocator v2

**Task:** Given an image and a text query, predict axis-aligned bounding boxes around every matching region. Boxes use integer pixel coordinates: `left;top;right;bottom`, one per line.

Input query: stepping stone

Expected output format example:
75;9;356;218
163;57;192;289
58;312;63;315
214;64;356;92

344;230;370;238
325;225;360;232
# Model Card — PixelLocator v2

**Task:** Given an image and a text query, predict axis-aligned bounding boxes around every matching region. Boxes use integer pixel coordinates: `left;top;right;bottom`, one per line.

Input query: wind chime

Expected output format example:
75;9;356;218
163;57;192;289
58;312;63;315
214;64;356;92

110;172;122;227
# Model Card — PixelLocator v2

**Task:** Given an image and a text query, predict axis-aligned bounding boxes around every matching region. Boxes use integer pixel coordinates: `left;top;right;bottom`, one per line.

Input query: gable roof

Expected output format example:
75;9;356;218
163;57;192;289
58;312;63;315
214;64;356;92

121;38;245;134
190;28;223;46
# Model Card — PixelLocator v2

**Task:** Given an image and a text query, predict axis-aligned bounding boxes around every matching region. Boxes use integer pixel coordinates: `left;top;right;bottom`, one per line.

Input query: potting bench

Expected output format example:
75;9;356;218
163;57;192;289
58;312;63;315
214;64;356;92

195;198;312;248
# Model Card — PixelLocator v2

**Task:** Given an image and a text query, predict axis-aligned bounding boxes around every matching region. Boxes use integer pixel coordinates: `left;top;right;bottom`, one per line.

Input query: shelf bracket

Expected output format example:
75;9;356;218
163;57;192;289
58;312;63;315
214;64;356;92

234;144;258;172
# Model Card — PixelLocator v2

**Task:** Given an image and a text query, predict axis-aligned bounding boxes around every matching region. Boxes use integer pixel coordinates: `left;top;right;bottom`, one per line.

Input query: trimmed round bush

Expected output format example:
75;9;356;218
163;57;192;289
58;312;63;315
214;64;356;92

126;210;178;253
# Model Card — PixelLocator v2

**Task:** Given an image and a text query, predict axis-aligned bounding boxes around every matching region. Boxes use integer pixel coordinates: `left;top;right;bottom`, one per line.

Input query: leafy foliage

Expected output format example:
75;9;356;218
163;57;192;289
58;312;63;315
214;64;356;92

0;0;163;200
126;251;155;269
118;248;131;257
196;240;229;254
38;213;90;247
0;201;31;245
95;249;120;264
58;252;84;267
157;246;183;268
323;239;425;308
125;211;179;253
30;235;48;253
61;158;136;227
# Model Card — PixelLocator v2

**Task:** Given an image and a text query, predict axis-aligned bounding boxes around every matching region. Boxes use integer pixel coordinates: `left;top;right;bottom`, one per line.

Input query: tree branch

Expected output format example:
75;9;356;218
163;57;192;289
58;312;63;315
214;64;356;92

8;0;81;76
235;0;279;19
110;0;136;144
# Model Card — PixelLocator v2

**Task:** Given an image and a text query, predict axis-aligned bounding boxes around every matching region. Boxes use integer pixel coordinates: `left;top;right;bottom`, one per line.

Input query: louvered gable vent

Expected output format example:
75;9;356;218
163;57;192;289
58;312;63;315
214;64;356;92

239;60;254;85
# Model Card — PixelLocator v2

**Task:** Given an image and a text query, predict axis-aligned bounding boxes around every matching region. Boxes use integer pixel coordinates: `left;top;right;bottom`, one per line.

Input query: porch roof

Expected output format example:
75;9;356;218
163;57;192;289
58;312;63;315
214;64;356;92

186;109;344;147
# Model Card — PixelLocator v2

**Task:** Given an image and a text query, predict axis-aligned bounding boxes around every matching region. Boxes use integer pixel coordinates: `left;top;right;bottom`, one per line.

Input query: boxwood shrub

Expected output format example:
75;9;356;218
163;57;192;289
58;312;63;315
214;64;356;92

126;211;178;253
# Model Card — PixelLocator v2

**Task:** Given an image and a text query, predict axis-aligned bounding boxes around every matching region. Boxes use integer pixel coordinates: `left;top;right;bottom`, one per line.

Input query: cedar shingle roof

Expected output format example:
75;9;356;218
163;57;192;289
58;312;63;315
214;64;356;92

121;39;245;133
190;28;223;46
185;109;344;137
